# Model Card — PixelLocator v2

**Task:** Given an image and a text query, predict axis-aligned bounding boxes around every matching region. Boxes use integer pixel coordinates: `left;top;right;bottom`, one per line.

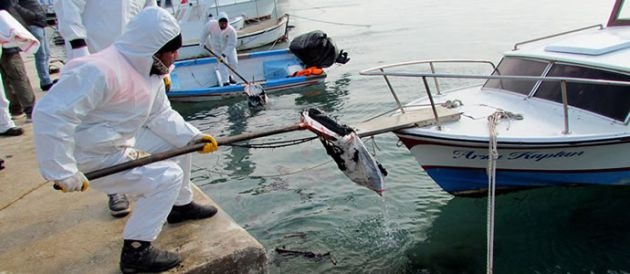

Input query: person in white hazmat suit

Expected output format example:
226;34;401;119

199;11;238;85
54;0;156;59
54;0;157;217
32;7;218;273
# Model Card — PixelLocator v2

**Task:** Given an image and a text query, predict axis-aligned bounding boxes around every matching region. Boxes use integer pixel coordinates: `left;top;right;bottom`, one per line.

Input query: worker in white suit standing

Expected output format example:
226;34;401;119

199;11;238;85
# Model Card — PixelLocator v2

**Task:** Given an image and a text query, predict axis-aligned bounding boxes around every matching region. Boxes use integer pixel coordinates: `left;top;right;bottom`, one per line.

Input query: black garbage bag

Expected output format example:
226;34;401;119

289;30;350;68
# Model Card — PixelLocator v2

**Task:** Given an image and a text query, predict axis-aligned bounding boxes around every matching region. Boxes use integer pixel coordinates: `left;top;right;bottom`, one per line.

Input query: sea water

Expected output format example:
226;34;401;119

172;0;622;273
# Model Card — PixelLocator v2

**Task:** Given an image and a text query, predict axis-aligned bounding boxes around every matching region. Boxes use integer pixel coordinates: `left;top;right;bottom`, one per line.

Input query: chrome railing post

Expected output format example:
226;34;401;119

429;62;441;95
560;80;570;134
422;76;441;130
381;68;406;113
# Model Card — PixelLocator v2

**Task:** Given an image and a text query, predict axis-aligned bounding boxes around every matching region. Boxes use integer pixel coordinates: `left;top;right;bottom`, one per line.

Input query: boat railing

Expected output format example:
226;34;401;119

360;60;630;133
512;24;603;50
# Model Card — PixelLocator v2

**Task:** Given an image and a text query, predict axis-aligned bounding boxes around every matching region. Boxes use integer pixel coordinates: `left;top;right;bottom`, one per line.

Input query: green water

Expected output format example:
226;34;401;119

172;0;627;273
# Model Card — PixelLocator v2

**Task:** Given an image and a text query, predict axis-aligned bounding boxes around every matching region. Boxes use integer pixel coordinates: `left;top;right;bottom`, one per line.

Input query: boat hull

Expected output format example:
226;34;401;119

397;134;630;195
167;75;325;102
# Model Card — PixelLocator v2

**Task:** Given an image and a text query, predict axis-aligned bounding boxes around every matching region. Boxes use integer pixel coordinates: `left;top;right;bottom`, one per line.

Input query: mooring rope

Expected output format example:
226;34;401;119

486;111;501;274
485;110;523;274
290;14;371;28
0;181;48;211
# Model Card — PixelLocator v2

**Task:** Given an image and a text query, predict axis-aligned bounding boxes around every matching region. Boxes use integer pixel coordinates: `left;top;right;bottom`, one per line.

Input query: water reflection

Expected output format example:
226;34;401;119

295;73;351;113
402;186;630;273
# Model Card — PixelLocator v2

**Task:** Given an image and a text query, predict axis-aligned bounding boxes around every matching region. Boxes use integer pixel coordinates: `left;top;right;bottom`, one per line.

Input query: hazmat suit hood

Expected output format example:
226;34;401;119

114;7;180;77
218;11;229;22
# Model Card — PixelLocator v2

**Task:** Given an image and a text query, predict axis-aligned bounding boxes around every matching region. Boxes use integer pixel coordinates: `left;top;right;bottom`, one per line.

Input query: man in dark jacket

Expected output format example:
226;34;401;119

0;0;37;119
18;0;55;91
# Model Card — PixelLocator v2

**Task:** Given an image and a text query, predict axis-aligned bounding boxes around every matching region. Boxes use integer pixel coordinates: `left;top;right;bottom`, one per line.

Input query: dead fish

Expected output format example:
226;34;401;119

301;108;386;195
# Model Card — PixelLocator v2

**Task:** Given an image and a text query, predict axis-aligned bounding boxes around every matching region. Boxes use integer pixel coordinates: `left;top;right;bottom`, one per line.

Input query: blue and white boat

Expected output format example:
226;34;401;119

167;48;326;102
360;0;630;195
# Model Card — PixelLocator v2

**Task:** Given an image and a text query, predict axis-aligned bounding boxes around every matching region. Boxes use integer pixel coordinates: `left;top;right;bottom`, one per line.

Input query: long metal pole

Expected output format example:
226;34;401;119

82;123;304;181
204;46;252;85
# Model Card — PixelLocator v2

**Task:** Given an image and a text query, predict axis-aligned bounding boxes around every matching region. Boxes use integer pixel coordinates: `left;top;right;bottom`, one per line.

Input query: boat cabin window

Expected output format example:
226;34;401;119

535;64;630;121
483;57;547;95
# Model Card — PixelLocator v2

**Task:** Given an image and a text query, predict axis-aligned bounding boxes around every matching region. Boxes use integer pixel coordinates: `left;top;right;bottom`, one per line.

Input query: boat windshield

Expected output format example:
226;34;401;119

483;57;630;122
536;64;630;121
483;57;547;95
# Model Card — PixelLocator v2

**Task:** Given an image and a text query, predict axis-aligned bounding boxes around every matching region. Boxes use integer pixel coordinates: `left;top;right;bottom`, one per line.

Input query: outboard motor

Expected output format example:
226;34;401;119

289;30;350;68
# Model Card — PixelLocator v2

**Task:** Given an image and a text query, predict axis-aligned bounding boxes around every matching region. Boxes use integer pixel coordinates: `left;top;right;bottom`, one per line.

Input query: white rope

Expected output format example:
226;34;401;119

485;109;522;274
485;111;503;274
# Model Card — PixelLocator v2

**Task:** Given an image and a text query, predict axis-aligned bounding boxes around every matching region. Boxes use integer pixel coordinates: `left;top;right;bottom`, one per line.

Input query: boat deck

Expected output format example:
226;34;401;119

355;106;461;137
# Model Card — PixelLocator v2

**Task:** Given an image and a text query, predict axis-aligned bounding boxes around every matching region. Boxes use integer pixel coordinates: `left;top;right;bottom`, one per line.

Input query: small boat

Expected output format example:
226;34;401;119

167;48;326;102
235;13;289;50
359;0;630;196
173;0;277;21
178;14;290;60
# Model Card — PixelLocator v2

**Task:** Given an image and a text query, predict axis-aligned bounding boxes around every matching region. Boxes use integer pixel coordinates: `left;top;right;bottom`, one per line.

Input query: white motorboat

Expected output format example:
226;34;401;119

359;0;630;196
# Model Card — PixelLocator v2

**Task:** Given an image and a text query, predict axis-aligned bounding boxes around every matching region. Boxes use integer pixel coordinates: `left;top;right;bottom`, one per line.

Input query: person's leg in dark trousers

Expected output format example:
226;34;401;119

0;50;36;117
1;77;23;116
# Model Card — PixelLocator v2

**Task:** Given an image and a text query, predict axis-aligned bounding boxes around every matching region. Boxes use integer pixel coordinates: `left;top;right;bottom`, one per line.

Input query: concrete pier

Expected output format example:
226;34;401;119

0;51;267;273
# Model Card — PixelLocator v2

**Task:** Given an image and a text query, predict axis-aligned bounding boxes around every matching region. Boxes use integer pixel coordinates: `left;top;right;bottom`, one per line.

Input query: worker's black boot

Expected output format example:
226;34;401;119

167;202;218;224
119;240;181;274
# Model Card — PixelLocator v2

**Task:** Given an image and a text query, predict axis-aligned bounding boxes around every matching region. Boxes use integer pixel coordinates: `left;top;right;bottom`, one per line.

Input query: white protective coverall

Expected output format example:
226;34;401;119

199;11;238;84
54;0;156;54
33;7;201;241
0;10;39;132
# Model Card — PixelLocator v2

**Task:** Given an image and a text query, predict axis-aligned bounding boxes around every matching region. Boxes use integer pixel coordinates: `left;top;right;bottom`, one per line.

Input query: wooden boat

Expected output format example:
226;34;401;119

167;48;326;102
178;14;289;60
359;0;630;196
